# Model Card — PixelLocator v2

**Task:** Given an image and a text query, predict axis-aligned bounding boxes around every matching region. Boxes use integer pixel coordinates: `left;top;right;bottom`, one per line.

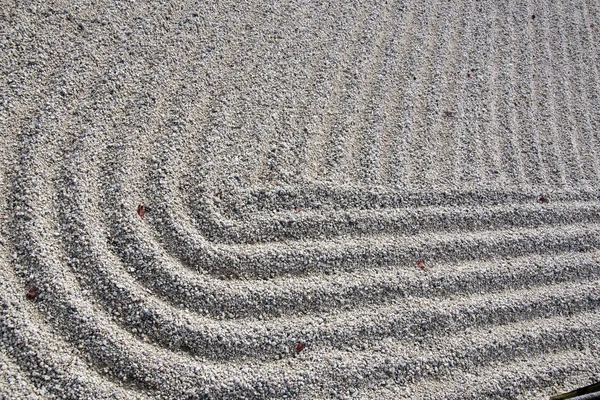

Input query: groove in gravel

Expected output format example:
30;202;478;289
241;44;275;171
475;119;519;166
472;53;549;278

0;259;146;399
153;214;600;278
517;0;548;186
102;215;600;319
205;183;599;214
576;0;600;184
191;200;600;244
361;346;600;400
271;309;600;399
377;0;419;186
26;158;600;362
0;353;46;400
546;0;585;185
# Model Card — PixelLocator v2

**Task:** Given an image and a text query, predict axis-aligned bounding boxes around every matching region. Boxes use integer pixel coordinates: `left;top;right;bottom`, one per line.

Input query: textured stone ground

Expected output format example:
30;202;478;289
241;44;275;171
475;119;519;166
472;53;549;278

1;0;600;399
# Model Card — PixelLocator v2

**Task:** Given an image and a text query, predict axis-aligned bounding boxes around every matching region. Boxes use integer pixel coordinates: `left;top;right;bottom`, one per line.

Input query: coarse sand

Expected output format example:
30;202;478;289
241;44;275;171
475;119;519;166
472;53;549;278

1;0;600;399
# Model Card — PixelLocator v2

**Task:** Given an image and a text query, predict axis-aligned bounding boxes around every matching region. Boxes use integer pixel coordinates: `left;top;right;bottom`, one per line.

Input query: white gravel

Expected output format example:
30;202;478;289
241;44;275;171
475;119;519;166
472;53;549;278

1;0;600;399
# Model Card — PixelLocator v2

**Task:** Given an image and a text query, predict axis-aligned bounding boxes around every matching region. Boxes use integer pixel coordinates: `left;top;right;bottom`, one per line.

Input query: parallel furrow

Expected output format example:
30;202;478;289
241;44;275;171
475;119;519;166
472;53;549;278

0;352;45;400
465;0;498;186
325;1;385;182
383;347;600;400
48;134;600;365
16;187;597;396
288;310;600;398
577;0;600;184
5;134;154;397
514;0;546;186
351;1;398;184
305;1;371;182
452;0;479;185
156;207;600;278
274;2;344;185
0;297;147;400
385;0;428;187
102;211;600;318
191;200;600;244
401;0;441;188
500;0;527;186
209;183;597;215
547;0;585;185
378;0;418;186
531;0;568;187
424;0;461;188
483;0;509;186
403;0;450;189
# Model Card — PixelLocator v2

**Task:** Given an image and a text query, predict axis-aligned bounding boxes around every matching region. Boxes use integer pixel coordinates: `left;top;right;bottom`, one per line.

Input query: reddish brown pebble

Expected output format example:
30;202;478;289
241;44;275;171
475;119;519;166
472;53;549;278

26;288;38;299
417;260;429;270
467;73;472;78
137;204;147;219
531;15;535;20
539;196;549;204
295;342;305;353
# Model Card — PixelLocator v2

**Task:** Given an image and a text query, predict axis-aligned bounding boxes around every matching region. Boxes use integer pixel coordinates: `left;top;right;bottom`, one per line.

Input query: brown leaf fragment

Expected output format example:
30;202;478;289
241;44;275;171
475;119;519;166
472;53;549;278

137;204;148;219
26;288;38;299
